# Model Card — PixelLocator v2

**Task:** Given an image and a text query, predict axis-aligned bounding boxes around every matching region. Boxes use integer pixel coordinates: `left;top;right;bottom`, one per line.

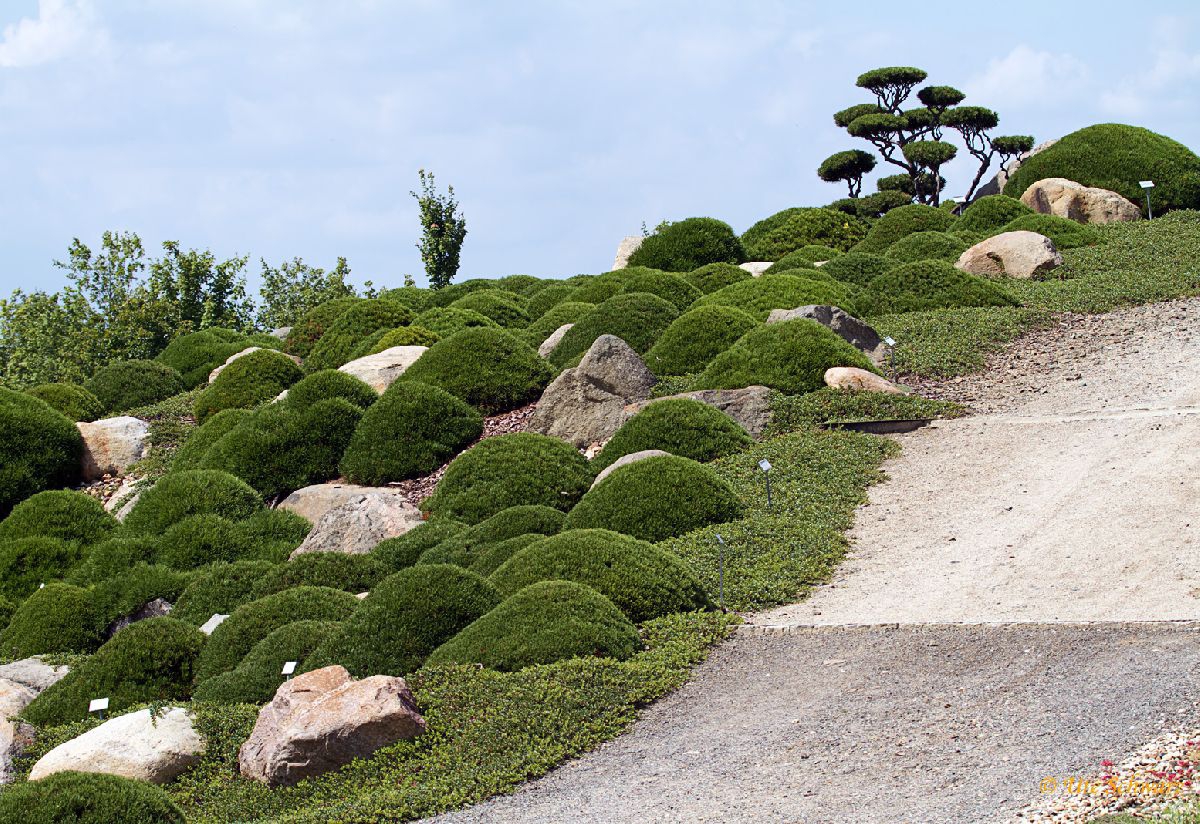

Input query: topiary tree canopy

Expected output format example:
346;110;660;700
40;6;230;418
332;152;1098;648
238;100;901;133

627;217;746;272
23;383;103;422
0;389;83;516
644;305;759;376
192;348;303;424
549;292;679;367
83;359;185;415
818;149;877;197
593;399;752;471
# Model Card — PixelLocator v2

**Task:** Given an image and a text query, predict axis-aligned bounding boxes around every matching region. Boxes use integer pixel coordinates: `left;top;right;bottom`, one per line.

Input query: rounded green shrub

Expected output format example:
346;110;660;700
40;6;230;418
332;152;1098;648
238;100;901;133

496;274;545;296
593;399;752;471
413;307;499;337
193;348;303;424
566;272;627;305
619;270;702;312
0;582;98;658
427;280;497;308
305;299;414;372
644;305;759;376
305;565;500;677
172;408;253;469
864;260;1020;314
90;563;189;628
521;301;595;350
549;292;679;366
764;245;841;274
956;194;1033;232
347;325;441;360
122;470;262;535
1000;213;1103;249
171;559;276;624
564;455;744;542
692;274;857;320
23;383;103;422
231;508;311;562
467;533;545;577
741;207;868;260
84;360;185;415
71;537;161;585
379;287;434;313
252;552;388;598
372;520;467;571
283;369;377;413
0;537;84;601
0;770;186;824
683;262;751;294
155;515;246;570
0;490;116;545
194;586;360;683
884;231;969;263
423;433;593;524
193;620;338;705
23;617;206;727
0;389;84;514
628;217;746;271
490;528;711;621
419;504;566;567
819;252;894;286
448;290;530;328
526;283;576;319
284;297;362;359
853;204;956;253
399;328;553;414
427;580;640;671
157;329;248;388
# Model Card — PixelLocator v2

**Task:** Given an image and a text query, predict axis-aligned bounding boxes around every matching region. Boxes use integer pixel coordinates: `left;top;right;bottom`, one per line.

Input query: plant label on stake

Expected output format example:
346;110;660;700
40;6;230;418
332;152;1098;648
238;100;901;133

281;661;297;680
1140;181;1155;219
88;697;109;719
757;459;773;510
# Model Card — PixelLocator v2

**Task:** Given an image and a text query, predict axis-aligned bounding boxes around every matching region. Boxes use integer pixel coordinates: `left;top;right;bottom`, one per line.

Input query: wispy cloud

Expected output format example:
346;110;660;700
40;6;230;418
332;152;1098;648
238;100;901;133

964;45;1090;109
0;0;106;68
1099;16;1200;116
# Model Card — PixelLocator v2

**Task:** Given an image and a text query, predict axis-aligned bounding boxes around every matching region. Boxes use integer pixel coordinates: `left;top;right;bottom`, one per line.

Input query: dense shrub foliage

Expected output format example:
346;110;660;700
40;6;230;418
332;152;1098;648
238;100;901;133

379;286;434;313
1001;213;1103;249
467;533;545;577
0;582;98;658
628;217;746;271
419;504;566;567
0;536;84;601
84;359;185;415
593;399;753;471
521;301;594;350
692;274;857;319
155;515;246;570
447;290;530;328
526;282;577;319
172;408;252;470
171;559;276;624
23;383;103;422
741;207;868;260
764;245;841;274
229;507;310;561
619;270;702;312
644;305;759;376
549;292;680;366
0;770;186;824
0;389;83;515
819;252;894;286
371;519;467;570
89;562;188;628
567;271;629;305
70;536;160;585
413;307;499;337
347;325;440;360
884;231;969;263
122;470;262;535
252;552;388;597
193;619;338;704
156;329;248;388
399;328;552;414
284;297;362;358
193;348;302;423
305;299;414;372
683;262;751;294
0;490;116;545
854;204;957;253
864;260;1020;314
955;194;1033;232
283;369;377;413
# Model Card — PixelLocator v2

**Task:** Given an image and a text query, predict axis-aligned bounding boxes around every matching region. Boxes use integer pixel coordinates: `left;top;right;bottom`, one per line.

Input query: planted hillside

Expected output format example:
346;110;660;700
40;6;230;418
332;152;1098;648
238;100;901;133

305;299;413;371
84;360;185;415
741;207;868;260
693;275;858;320
865;260;1019;314
594;399;752;470
644;305;759;375
550;292;679;366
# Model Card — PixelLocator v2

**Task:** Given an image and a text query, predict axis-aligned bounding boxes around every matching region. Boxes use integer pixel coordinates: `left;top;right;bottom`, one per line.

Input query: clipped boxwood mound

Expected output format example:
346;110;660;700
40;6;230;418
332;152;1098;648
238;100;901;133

122;470;262;535
283;369;377;413
628;217;746;272
496;274;546;296
692;274;857;320
304;564;500;677
526;282;576;319
427;580;640;671
413;307;499;337
193;619;338;704
683;262;751;294
399;328;553;414
956;194;1033;232
426;280;498;308
566;272;628;305
305;299;414;372
23;617;205;727
423;433;594;524
644;305;759;376
447;290;530;329
764;245;840;274
1002;123;1200;214
252;552;388;598
371;519;467;571
379;286;434;313
1000;213;1103;249
193;348;303;424
284;297;362;358
593;399;752;471
490;528;711;622
155;515;247;570
194;586;360;683
884;231;969;263
693;318;877;395
0;770;185;824
0;389;83;514
619;270;702;312
468;533;545;577
71;536;161;585
23;383;103;422
156;329;247;388
819;251;894;286
347;325;441;361
230;508;310;562
418;504;566;567
0;537;84;601
171;559;276;625
741;207;868;260
864;260;1020;314
0;582;98;658
0;490;117;545
521;301;595;349
854;204;957;253
549;292;679;366
89;563;188;629
84;360;185;415
172;408;252;470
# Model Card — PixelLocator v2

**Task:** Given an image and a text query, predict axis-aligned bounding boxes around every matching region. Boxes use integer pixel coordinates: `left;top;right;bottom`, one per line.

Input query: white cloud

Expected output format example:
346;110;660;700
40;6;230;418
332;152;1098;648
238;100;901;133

965;45;1089;109
0;0;105;68
1099;22;1200;117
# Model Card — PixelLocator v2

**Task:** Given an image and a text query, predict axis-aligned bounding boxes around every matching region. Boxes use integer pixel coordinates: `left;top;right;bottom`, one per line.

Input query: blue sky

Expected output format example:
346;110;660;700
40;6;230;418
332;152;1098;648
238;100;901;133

1;0;1199;296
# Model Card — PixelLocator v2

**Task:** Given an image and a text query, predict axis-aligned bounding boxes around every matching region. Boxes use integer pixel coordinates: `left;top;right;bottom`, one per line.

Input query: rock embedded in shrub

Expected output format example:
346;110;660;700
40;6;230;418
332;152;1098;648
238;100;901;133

122;470;262;535
336;346;428;393
591;449;671;488
290;491;423;558
692;274;858;320
0;389;83;516
824;366;905;394
764;305;889;365
0;770;186;823
956;231;1063;279
538;323;574;357
279;483;405;524
76;416;150;482
193;348;304;424
1020;177;1141;224
623;385;773;440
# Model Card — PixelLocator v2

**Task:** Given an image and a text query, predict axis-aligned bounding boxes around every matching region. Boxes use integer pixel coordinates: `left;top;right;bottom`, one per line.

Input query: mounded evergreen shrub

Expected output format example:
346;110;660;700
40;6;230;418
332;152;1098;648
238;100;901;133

628;217;746;271
193;348;303;424
955;194;1033;232
593;399;752;471
230;508;311;562
819;251;894;286
426;280;497;308
304;564;500;677
371;519;467;571
0;582;98;658
0;770;186;824
526;282;576;319
379;286;434;313
172;408;252;470
122;470;262;535
496;274;545;296
884;231;969;263
23;383;103;422
764;245;841;274
741;207;868;260
23;617;206;727
427;580;640;671
0;537;84;601
155;515;246;570
156;329;248;388
619;270;702;312
1000;213;1103;249
521;301;595;350
346;325;441;360
549;292;679;366
90;563;189;628
340;381;484;484
252;552;388;598
0;389;83;515
413;307;499;337
84;360;185;415
566;272;627;305
171;559;277;625
644;305;759;376
0;490;116;545
467;533;545;577
71;537;161;585
284;297;362;359
490;528;711;621
423;433;594;524
399;328;553;414
447;290;530;328
305;299;414;372
853;204;957;253
419;504;566;567
693;318;877;394
864;260;1020;314
683;262;751;295
564;455;744;542
691;274;858;320
282;369;377;413
193;619;338;704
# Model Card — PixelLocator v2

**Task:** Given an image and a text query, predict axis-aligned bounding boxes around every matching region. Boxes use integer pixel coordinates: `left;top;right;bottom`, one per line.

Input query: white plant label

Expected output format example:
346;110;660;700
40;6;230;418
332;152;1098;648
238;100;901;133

88;697;109;713
281;661;297;676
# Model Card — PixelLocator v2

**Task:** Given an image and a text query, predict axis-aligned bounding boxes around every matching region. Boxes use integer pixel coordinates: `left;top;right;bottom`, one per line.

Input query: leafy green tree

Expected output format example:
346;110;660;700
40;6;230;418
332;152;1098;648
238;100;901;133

817;150;877;197
256;256;357;330
147;241;253;332
412;169;467;290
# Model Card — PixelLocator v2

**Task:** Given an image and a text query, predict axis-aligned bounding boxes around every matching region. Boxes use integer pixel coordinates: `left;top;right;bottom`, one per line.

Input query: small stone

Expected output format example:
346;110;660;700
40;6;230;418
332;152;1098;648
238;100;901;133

199;614;229;635
739;262;772;277
538;323;574;358
591;449;672;488
824;367;904;394
337;346;427;393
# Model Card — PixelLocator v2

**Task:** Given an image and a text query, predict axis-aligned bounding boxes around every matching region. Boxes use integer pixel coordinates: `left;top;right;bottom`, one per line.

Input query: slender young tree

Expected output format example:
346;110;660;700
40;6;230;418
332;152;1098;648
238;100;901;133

411;169;467;290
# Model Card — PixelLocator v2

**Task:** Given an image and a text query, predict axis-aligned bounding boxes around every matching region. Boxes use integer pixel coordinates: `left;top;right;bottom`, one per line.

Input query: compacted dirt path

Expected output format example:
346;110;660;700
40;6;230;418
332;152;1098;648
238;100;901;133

432;298;1200;824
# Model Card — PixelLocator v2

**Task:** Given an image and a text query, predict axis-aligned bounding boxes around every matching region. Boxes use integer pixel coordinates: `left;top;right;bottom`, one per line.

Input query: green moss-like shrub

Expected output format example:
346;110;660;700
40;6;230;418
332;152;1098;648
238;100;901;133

171;560;276;624
0;490;116;545
563;455;744;542
305;299;414;372
0;770;186;824
371;520;467;571
683;262;751;294
1002;123;1200;214
0;537;83;601
399;328;553;414
549;292;679;366
853;204;957;253
0;583;98;658
84;360;185;416
122;470;262;535
692;274;857;320
955;194;1033;232
741;207;868;260
252;552;388;598
0;389;84;514
71;537;160;584
567;272;627;305
619;270;702;313
192;348;303;424
447;290;530;329
1000;213;1103;249
413;307;499;338
467;533;545;577
526;283;576;319
156;329;247;388
819;251;895;286
423;433;594;524
284;297;362;359
426;280;497;308
23;383;103;422
419;504;566;567
347;325;441;360
23;617;205;727
427;580;640;671
490;528;711;622
283;369;377;413
90;563;189;628
193;620;338;705
304;565;500;677
194;586;360;683
884;230;969;263
644;305;759;376
593;399;752;471
340;381;484;485
232;508;310;562
379;286;434;313
496;274;545;295
172;408;252;470
521;301;595;350
155;515;245;570
864;260;1020;314
628;217;746;271
764;245;841;274
692;318;877;395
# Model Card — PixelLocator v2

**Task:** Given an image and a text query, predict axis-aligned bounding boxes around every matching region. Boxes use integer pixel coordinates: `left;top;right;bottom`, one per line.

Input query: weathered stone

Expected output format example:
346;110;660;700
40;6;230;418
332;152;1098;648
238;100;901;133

623;385;773;440
208;347;303;383
974;138;1058;198
279;483;410;525
103;476;142;517
238;665;426;788
612;236;644;270
527;336;656;448
0;678;37;785
739;262;772;278
104;598;173;639
290;492;423;558
765;306;890;365
591;449;672;488
1020;177;1141;224
270;326;292;340
77;417;149;482
29;707;204;784
337;346;426;393
824;366;904;394
199;613;229;635
0;658;70;693
955;231;1062;279
538;323;574;358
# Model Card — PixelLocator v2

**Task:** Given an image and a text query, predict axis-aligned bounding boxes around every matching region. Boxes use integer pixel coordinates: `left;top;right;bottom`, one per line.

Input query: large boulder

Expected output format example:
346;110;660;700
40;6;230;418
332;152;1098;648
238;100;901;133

739;262;771;278
538;323;574;358
28;707;203;784
527;335;656;449
824;366;904;394
279;483;409;525
0;658;71;692
955;231;1063;280
1;659;70;783
765;305;889;365
77;416;149;482
612;236;644;270
591;449;672;488
622;385;773;440
336;345;428;393
289;490;423;558
1020;177;1141;224
238;665;426;788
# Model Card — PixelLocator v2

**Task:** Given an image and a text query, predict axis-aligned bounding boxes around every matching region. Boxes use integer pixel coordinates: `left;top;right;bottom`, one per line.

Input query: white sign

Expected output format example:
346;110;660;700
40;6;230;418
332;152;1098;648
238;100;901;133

88;697;109;713
757;459;772;472
1140;180;1155;189
884;336;896;347
281;661;297;676
715;534;726;546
